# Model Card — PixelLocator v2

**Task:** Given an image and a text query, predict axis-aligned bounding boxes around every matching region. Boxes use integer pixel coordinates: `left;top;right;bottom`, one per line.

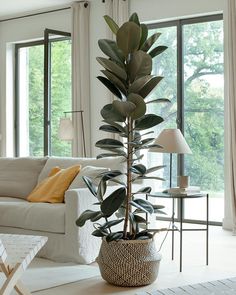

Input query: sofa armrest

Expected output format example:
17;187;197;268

64;186;119;264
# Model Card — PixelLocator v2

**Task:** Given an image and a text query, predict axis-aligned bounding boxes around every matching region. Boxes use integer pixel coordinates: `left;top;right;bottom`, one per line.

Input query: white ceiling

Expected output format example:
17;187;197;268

0;0;74;20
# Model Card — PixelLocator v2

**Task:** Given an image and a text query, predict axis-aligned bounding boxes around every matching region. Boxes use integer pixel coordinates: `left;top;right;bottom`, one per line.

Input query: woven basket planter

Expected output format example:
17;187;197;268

96;238;161;287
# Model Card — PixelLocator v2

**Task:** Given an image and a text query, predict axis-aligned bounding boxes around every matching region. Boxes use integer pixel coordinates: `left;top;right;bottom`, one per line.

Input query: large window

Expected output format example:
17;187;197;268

146;15;224;224
15;29;72;157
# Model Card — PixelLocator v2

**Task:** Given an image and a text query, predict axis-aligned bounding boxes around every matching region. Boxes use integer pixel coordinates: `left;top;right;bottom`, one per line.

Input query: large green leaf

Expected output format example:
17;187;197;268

139;76;163;98
128;51;152;82
128;75;152;94
131;164;146;175
99;124;122;134
102;119;126;133
130;198;154;214
96;138;124;148
106;232;123;242
140;137;155;145
97;76;122;99
101;187;126;216
152;204;166;215
101;104;126;122
82;176;97;198
146;98;171;104
76;210;102;227
137;176;165;181
141;32;161;52
127;93;146;119
98;39;124;65
149;45;168;58
104;15;119;35
139;24;148;48
97;179;107;200
97;57;127;80
101;70;127;95
133;214;147;223
129;13;140;26
97;153;126;159
113;100;136;117
133;186;152;194
135;114;164;130
116;22;141;56
146;165;165;174
100;218;124;230
92;228;108;237
101;170;124;181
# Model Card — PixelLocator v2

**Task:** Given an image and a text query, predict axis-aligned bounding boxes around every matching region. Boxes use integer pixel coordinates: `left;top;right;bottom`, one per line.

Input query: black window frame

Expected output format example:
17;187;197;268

15;28;71;157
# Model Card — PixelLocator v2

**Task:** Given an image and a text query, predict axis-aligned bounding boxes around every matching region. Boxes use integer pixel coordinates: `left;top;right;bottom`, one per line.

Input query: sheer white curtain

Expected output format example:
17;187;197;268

224;0;236;233
71;1;91;157
105;0;129;31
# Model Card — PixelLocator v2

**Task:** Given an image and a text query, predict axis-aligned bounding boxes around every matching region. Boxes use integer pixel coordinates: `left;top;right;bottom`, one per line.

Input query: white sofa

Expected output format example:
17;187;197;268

0;156;126;264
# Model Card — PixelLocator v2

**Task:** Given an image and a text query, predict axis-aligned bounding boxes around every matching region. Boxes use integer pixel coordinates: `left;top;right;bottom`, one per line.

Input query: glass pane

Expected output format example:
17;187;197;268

143;26;177;217
50;38;72;156
183;20;224;222
18;45;44;156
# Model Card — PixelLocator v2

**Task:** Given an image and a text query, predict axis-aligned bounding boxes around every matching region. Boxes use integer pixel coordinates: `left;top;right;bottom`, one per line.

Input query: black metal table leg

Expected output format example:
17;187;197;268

172;198;175;260
206;193;209;265
180;198;183;272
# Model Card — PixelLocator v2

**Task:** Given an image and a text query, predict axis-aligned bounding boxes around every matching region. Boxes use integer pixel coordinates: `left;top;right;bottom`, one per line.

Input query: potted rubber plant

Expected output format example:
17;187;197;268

76;13;168;287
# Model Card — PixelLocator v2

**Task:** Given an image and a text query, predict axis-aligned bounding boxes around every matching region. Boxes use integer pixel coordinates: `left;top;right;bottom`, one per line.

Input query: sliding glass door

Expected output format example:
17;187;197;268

146;15;224;224
183;20;224;223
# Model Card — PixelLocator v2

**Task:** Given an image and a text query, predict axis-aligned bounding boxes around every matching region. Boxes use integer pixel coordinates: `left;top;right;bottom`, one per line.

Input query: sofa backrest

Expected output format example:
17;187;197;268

0;157;48;199
38;156;126;185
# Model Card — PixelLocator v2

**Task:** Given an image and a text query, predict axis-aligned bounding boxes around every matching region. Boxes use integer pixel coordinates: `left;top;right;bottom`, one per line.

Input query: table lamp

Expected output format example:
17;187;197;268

58;110;86;157
149;128;192;188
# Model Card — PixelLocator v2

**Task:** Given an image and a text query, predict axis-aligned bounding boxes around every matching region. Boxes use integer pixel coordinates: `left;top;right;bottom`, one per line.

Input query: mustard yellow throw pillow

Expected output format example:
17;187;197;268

27;165;81;203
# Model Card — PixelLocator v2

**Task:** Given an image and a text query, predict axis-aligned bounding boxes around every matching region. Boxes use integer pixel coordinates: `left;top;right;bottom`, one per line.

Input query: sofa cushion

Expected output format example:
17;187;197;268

69;165;110;189
28;165;81;203
38;156;126;185
0;197;65;233
0;157;47;199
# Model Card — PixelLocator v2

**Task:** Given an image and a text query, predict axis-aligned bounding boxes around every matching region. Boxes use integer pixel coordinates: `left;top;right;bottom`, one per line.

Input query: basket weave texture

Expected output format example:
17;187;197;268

96;238;161;287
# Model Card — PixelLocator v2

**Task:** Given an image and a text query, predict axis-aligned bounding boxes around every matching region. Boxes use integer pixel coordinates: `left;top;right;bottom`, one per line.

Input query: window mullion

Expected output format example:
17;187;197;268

43;29;51;156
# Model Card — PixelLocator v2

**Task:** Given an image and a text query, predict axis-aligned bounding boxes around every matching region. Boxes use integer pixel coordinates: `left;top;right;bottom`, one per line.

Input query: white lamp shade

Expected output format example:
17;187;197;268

149;128;192;154
58;118;74;141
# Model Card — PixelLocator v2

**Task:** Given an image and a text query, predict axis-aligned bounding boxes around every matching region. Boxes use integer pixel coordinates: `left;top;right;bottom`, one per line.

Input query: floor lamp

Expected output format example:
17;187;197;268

58;110;87;157
149;129;192;188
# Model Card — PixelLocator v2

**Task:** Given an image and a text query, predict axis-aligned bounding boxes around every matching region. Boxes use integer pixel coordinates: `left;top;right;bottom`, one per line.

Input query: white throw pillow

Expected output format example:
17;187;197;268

69;166;110;189
38;156;126;184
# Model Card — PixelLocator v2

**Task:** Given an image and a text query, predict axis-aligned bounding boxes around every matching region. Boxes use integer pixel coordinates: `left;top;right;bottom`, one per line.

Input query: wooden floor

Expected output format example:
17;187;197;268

137;277;236;294
35;225;236;295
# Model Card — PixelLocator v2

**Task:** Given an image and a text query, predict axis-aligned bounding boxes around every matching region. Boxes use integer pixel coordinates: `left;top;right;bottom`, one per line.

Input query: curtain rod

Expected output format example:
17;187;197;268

0;6;71;23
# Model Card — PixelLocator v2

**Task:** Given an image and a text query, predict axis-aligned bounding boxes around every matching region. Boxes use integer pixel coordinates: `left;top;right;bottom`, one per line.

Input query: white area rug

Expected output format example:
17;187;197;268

136;277;236;295
0;258;100;293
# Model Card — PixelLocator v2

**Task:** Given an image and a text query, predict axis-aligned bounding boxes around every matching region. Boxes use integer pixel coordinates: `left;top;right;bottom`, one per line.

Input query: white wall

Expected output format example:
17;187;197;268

130;0;224;22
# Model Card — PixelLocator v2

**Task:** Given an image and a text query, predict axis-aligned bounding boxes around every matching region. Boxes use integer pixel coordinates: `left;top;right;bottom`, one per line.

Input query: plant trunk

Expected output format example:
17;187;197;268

123;116;133;239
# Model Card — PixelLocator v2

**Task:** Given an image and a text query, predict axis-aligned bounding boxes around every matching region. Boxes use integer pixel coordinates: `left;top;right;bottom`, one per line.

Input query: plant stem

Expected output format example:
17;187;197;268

123;116;133;239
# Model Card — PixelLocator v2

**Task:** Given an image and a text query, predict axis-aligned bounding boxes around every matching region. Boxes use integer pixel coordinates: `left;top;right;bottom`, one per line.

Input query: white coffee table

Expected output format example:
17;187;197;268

0;234;47;295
